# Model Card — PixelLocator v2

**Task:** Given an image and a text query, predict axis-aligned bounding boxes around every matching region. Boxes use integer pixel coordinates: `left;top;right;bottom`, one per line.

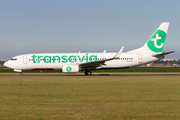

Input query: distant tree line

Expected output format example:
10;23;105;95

0;60;5;65
154;59;180;65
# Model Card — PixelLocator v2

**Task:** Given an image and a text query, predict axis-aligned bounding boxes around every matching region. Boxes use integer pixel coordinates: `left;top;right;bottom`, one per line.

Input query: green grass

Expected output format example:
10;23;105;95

0;76;180;119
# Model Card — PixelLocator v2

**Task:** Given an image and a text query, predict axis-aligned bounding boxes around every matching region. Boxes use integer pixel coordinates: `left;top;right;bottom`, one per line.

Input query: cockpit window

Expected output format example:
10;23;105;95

10;58;17;61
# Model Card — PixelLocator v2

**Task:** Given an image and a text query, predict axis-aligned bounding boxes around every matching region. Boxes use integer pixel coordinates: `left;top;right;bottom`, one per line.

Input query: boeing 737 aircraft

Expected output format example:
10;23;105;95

4;22;175;75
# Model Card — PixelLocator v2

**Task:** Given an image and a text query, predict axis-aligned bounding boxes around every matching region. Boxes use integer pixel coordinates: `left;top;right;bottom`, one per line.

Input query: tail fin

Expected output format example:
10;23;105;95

128;22;169;53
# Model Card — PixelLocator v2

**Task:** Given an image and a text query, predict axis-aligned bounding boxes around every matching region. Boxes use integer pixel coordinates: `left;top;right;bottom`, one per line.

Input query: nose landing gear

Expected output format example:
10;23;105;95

20;72;23;76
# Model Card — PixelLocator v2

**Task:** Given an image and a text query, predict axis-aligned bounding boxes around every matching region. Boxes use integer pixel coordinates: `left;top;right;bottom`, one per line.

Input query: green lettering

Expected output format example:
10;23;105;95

53;56;60;63
89;55;97;62
31;54;98;64
69;55;76;63
44;56;51;63
38;56;43;63
78;55;85;63
86;54;88;62
32;55;37;63
62;55;68;63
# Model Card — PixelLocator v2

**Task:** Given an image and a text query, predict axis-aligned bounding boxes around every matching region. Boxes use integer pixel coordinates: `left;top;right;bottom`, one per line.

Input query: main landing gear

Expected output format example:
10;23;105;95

84;70;92;75
20;72;23;76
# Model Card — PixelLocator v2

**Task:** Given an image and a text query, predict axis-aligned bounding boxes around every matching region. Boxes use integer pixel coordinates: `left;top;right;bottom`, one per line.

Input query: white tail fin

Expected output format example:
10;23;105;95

128;22;169;53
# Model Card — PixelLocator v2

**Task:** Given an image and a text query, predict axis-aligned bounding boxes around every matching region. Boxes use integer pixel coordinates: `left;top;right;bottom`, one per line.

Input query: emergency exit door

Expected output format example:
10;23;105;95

138;54;143;63
23;56;28;64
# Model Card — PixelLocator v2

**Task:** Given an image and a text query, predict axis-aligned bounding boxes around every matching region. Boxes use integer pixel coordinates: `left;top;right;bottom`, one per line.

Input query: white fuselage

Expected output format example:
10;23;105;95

4;52;159;71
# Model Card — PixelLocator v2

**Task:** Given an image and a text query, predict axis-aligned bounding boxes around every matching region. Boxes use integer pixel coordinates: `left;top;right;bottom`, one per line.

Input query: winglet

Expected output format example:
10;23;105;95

113;46;124;59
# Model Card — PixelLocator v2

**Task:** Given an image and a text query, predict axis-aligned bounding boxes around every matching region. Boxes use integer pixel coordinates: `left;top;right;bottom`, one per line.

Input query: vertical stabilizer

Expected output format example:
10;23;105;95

128;22;169;53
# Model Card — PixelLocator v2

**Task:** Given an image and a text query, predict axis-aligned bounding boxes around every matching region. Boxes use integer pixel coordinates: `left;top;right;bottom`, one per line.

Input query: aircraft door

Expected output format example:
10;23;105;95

138;54;143;63
23;56;28;64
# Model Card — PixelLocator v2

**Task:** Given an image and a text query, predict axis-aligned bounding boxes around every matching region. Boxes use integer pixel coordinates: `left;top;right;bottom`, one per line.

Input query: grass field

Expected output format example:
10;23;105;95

0;76;180;119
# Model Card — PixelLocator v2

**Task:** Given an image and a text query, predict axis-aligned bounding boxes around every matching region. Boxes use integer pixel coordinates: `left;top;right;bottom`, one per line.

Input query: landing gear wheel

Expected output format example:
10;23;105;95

85;70;92;75
85;71;88;75
20;72;23;76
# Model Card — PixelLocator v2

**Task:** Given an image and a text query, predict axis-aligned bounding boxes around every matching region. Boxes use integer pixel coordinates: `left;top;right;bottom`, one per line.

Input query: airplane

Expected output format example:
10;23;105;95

4;22;175;75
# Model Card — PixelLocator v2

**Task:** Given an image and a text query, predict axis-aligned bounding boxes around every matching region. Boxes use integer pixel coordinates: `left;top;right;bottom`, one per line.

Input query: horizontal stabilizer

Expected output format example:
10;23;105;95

152;51;175;57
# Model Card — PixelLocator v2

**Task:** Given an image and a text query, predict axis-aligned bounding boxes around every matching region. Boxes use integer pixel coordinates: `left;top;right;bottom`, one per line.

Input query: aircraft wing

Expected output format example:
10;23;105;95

152;51;175;57
79;47;124;68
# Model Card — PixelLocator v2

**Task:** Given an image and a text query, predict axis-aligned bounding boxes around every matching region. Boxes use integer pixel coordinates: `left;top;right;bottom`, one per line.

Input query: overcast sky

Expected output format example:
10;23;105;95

0;0;180;60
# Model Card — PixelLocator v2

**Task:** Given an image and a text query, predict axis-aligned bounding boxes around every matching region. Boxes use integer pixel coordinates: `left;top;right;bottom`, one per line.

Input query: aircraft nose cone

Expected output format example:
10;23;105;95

3;61;7;66
4;61;10;67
